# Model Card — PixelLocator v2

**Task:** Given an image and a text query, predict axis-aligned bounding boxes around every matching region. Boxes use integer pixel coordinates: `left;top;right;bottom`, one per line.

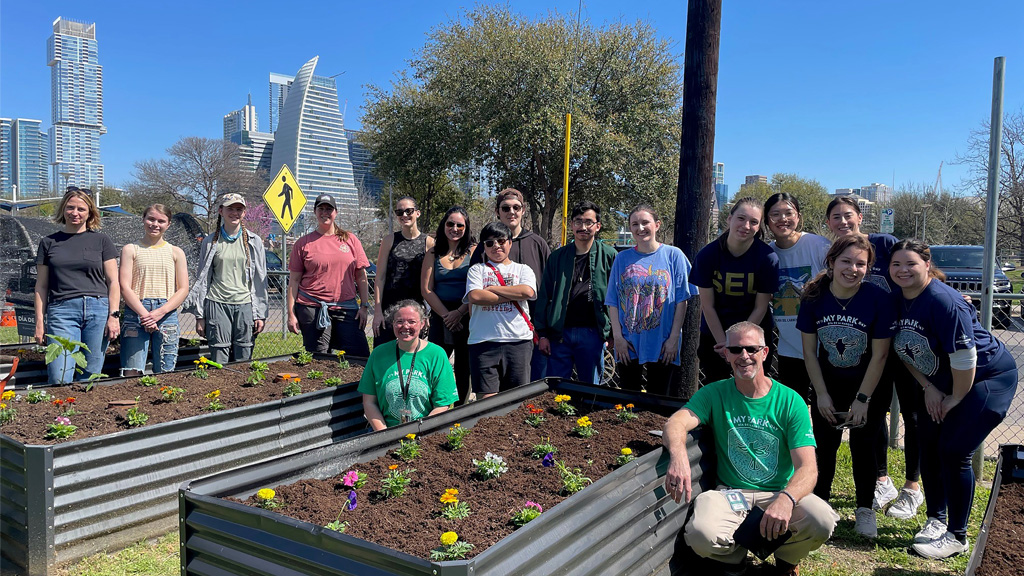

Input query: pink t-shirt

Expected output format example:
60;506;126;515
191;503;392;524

289;230;370;306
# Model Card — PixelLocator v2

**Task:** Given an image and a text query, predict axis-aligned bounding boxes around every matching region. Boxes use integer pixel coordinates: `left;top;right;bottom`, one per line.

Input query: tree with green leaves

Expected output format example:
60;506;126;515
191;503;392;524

724;173;830;236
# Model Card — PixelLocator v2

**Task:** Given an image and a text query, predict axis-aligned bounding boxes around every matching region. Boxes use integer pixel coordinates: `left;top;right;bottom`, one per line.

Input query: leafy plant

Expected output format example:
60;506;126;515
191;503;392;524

525;403;546;427
445;423;470;451
52;397;77;417
323;519;349;533
324;490;358;532
204;389;224;411
615;403;638;422
615;447;636;467
250;360;269;373
380;465;415;498
472;452;508;479
294;350;313;366
335;350;349;369
0;402;17;425
531;438;558;459
555;460;592;494
245;371;265;386
553;394;577;416
45;416;77;440
192;360;209;380
306;370;324;380
571;416;596;438
430;531;473;561
438;488;471;519
255;488;281;509
138;375;159;387
44;334;89;385
283;379;302;397
396;433;420;461
126;398;149;427
323;376;344;387
26;390;54;404
185;337;201;347
159;386;185;403
340;470;368;490
511;501;543;527
84;372;108;392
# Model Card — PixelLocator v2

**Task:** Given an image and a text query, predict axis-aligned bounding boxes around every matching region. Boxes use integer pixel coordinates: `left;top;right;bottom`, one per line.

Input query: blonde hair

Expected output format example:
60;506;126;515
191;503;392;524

54;189;102;231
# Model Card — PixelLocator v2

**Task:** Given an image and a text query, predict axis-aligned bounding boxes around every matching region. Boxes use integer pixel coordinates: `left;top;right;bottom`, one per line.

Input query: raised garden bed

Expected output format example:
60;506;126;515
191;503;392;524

968;443;1024;576
0;354;369;576
180;380;717;576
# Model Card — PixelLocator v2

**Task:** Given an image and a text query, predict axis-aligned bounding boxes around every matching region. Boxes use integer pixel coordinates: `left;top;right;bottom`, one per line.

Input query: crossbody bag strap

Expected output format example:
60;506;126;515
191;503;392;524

485;262;536;336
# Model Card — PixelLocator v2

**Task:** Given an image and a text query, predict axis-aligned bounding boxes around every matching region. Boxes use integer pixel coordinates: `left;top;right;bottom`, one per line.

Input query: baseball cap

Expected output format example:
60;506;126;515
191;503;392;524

219;193;247;208
314;194;336;210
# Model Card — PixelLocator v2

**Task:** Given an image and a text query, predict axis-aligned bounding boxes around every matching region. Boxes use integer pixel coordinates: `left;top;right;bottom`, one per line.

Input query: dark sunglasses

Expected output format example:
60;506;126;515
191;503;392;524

394;208;416;217
500;204;523;213
483;238;509;248
445;221;466;229
725;345;764;355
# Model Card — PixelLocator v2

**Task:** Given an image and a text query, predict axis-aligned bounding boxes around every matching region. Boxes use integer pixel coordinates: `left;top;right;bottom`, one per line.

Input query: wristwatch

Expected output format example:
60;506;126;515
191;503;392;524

855;392;871;404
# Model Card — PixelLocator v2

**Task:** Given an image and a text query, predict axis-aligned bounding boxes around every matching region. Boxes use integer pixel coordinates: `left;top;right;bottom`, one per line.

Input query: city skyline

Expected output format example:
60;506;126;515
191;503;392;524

2;1;1023;197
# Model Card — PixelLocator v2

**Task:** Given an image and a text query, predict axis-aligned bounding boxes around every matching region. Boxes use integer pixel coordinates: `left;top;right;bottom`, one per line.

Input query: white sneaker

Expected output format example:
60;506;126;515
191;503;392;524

913;531;969;559
886;488;925;519
913;517;948;543
872;477;898;510
854;507;878;538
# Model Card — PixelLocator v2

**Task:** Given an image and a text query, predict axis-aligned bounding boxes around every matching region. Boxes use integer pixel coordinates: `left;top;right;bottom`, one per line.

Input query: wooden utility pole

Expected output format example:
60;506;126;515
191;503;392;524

672;0;722;399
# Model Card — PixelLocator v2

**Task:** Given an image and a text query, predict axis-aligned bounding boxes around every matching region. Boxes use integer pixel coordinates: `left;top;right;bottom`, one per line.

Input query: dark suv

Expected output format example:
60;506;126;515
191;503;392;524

929;245;1013;329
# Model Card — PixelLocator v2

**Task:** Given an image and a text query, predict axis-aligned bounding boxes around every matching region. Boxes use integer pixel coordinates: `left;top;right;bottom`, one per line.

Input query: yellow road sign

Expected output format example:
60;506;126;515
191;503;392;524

263;165;306;232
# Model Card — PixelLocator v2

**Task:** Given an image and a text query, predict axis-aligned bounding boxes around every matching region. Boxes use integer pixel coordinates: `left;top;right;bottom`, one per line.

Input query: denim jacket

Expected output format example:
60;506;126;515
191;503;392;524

183;231;269;320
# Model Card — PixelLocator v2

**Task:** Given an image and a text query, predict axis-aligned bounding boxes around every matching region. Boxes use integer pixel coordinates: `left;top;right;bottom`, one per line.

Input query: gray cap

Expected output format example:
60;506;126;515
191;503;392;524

314;194;336;209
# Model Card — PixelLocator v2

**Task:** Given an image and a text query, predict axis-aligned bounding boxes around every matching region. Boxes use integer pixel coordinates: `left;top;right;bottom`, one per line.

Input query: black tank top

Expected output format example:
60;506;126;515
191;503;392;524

382;231;427;308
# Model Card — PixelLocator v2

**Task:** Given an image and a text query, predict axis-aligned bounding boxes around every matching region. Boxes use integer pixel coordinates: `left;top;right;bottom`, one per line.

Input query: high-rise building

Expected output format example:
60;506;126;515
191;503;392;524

269;56;358;223
223;94;259;140
48;17;105;190
713;161;728;208
230;130;275;175
345;129;384;201
268;72;294;134
0;118;51;199
859;183;892;204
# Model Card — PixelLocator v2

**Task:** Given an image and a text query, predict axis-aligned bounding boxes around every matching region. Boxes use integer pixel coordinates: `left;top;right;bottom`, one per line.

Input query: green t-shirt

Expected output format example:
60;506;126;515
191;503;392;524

207;239;251;305
357;341;458;427
685;378;815;491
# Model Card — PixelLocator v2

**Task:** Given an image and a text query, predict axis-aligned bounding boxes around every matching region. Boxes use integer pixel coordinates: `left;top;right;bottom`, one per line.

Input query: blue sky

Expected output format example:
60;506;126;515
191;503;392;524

2;1;1023;195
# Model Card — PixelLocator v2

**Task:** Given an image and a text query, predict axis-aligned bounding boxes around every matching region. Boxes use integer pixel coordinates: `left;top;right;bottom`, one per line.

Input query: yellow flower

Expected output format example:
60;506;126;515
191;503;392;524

554;394;571;403
405;433;416;440
440;531;458;546
0;403;6;409
207;390;221;399
1;390;14;400
625;403;635;409
439;492;459;505
336;350;346;356
614;404;623;410
621;448;633;456
454;423;461;428
576;416;592;427
293;378;301;383
256;488;276;501
200;357;209;364
193;360;200;365
389;464;399;470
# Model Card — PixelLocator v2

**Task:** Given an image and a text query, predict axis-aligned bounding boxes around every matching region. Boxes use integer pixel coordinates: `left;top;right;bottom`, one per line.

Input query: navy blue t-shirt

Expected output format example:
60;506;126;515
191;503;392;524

692;235;780;334
797;282;896;386
893;279;1009;396
866;233;898;293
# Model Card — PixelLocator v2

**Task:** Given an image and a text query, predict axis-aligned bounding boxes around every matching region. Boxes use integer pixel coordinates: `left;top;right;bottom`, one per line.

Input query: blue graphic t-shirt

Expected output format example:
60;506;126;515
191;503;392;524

605;244;697;365
893;279;1008;396
797;282;896;386
866;233;898;293
692;235;780;334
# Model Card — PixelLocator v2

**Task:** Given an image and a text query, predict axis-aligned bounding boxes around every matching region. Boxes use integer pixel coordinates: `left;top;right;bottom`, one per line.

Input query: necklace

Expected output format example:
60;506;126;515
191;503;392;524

446;251;458;263
830;285;856;311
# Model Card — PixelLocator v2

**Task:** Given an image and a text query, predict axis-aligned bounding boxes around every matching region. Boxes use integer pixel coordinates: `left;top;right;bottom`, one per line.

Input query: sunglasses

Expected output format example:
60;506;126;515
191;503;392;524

483;238;509;248
500;204;523;213
725;345;764;355
394;208;416;217
445;221;466;229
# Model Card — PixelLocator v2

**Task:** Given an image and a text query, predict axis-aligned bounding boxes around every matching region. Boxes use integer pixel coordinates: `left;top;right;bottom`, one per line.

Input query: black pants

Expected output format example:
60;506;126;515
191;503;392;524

294;304;370;357
812;377;893;509
427;303;470;403
616;360;678;397
873;355;922;483
775;355;812;404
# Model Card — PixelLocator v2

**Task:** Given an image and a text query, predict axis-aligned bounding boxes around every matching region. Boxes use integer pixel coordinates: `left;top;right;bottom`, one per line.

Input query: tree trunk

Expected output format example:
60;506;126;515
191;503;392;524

672;0;722;399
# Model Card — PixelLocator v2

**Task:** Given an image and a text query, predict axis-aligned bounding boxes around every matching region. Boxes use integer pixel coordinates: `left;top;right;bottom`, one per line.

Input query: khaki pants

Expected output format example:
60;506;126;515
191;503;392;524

684;487;838;565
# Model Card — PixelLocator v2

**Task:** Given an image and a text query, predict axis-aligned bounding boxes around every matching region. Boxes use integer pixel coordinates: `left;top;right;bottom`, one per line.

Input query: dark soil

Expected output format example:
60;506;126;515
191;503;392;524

0;358;362;444
2;341;125;363
976;481;1024;576
236;395;666;561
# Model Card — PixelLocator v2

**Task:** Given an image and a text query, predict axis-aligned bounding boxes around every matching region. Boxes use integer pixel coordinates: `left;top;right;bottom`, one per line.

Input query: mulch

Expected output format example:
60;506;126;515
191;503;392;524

975;481;1024;576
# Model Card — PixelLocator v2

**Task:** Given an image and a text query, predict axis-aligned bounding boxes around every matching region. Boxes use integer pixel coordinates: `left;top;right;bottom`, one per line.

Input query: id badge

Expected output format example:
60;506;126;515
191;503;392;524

400;409;412;424
722;489;751;513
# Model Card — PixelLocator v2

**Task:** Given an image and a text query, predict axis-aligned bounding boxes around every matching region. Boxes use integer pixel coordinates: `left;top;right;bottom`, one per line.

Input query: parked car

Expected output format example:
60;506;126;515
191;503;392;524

929;245;1013;329
265;251;285;292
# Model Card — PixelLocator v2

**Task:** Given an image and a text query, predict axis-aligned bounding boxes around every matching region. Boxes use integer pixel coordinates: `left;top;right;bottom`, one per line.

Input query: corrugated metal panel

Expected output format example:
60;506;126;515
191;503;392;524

1;436;31;574
180;380;714;576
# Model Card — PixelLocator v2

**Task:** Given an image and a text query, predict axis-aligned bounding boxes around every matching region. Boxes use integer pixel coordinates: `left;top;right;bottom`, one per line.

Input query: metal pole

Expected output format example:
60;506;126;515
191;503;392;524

281;233;288;338
562;113;572;246
977;56;1005;477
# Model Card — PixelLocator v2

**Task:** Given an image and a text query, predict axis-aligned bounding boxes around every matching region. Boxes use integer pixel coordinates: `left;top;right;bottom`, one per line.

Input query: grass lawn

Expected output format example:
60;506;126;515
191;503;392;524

54;443;995;576
0;326;20;345
252;331;305;359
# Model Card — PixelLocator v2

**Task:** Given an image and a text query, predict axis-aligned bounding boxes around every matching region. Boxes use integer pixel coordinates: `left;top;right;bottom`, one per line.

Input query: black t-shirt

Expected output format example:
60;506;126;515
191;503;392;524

565;252;596;328
37;230;117;302
691;235;780;334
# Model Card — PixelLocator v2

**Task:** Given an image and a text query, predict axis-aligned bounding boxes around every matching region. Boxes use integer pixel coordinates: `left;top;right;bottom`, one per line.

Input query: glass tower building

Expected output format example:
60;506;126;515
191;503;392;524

1;118;50;199
48;17;105;190
268;73;294;135
345;129;384;202
269;56;358;225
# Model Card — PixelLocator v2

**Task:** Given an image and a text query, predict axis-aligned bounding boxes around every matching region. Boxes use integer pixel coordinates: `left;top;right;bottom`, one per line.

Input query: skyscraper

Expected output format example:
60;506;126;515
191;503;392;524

0;119;10;196
48;17;105;190
230;130;275;175
0;118;51;199
268;73;294;134
223;94;259;140
713;161;728;208
269;56;358;223
345;129;384;201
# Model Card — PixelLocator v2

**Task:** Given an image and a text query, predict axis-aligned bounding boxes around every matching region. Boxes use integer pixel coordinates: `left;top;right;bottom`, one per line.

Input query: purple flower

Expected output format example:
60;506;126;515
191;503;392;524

525;500;543;513
342;470;359;488
346;490;357;511
542;452;555;467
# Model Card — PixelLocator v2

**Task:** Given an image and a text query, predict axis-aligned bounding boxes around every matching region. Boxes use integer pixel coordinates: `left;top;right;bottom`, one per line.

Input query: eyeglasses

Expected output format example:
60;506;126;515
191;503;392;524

725;345;764;355
483;238;509;248
500;204;523;214
768;211;798;222
445;221;466;229
394;208;416;217
573;219;597;228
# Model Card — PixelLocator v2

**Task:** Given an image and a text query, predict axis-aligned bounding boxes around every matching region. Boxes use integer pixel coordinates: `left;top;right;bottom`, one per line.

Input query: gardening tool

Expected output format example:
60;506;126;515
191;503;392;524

0;355;19;396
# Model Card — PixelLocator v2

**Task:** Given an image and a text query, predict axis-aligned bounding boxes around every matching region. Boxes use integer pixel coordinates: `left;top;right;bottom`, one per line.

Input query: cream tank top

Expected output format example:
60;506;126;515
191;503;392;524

131;241;176;299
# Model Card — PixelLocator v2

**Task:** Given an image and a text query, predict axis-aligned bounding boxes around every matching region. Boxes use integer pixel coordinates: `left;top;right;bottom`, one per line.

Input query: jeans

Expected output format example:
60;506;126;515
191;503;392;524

546;326;606;384
46;296;110;384
121;298;180;374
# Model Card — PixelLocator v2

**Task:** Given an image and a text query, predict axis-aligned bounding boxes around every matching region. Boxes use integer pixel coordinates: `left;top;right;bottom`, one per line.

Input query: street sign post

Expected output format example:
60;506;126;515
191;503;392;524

263;165;306;337
880;208;894;234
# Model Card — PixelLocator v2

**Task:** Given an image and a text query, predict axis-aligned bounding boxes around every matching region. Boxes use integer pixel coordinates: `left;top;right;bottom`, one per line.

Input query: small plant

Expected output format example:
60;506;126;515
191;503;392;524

438;488;472;519
204;389;224;411
294;349;314;366
138;375;159;387
445;423;470;451
84;372;107;392
282;379;302;397
615;447;636;467
52;397;77;417
323;376;343;387
0;402;17;425
126;399;149;427
380;464;415;498
615;403;638;422
531;438;558;459
553;394;577;416
245;371;265;386
341;470;368;490
255;488;281;510
396;433;420;461
335;350;350;369
525;403;546;427
572;416;596;438
1;390;14;401
555;460;592;494
44;334;89;385
306;370;324;380
472;452;508;479
324;490;357;532
159;386;185;403
430;531;474;561
511;501;543;527
186;337;201;347
45;416;77;440
192;360;209;380
26;390;54;404
250;360;269;373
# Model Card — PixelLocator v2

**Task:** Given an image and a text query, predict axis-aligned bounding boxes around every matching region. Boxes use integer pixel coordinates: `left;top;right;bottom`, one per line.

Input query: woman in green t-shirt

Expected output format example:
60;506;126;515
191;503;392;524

359;300;459;430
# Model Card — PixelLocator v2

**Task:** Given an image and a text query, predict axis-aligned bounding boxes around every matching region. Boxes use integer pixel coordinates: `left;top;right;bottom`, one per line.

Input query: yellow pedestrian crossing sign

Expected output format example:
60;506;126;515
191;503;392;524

263;165;306;232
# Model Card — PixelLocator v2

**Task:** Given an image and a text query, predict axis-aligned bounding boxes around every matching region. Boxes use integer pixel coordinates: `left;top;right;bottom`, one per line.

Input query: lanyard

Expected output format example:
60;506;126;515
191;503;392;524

395;342;420;414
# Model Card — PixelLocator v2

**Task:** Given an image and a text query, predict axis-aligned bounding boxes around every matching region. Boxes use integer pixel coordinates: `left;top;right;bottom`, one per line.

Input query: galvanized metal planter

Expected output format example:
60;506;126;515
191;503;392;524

965;443;1023;575
0;355;369;576
179;380;716;576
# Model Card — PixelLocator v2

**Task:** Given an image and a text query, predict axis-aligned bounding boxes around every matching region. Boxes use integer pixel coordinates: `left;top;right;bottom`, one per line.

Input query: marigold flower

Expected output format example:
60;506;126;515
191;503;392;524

454;423;461;428
0;403;6;409
440;531;458;546
66;397;76;403
554;394;571;403
52;399;63;406
439;492;459;505
1;390;14;401
405;433;416;440
576;416;592;427
293;378;301;383
256;488;275;501
625;403;635;409
389;464;399;470
615;404;623;410
193;360;200;365
336;350;346;356
621;448;633;456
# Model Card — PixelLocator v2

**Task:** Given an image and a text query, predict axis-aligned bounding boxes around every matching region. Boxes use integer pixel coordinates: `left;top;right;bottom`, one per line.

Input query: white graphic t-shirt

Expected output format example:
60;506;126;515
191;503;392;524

464;260;537;345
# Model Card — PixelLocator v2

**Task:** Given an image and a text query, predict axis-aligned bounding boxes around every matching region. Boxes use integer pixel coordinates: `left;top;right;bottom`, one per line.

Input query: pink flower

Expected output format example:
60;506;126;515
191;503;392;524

342;470;359;488
525;500;543;513
55;416;70;426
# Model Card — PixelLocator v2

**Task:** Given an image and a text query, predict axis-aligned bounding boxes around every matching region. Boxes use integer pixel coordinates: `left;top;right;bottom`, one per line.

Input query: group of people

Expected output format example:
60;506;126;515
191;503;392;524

34;186;1017;572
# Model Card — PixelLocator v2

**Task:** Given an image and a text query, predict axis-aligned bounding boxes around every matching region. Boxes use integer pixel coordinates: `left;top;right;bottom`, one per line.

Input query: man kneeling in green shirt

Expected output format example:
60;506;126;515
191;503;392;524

664;321;837;576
